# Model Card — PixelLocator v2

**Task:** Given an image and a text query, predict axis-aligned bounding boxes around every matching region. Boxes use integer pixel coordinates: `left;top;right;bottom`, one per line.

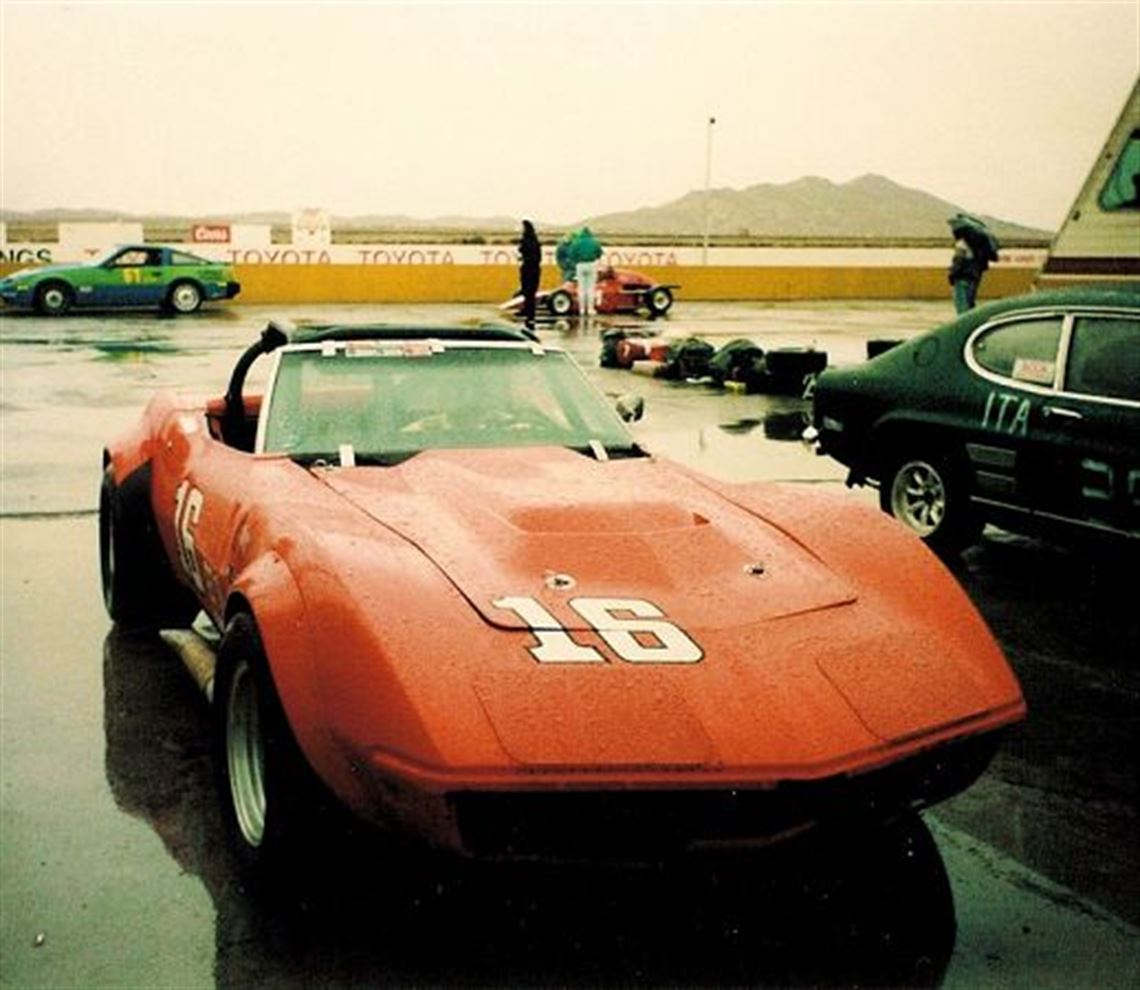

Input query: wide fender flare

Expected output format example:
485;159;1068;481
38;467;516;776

226;552;329;776
103;393;186;484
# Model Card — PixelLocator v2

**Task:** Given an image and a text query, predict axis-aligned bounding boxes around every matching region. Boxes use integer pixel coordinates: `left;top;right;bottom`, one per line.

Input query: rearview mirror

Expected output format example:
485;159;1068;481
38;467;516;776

615;394;645;423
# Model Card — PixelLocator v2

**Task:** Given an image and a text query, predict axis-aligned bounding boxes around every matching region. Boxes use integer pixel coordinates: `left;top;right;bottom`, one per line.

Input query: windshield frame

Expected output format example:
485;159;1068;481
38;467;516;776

252;336;637;462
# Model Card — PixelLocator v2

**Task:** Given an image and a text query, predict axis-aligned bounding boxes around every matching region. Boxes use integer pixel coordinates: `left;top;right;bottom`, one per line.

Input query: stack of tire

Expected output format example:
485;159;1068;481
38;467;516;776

709;338;766;388
761;348;829;396
600;331;827;396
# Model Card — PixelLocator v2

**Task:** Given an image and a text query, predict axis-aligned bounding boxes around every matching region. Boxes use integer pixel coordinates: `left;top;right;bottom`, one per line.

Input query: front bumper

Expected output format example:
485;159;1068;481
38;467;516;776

448;730;1003;859
203;281;241;302
0;284;32;306
354;727;1007;861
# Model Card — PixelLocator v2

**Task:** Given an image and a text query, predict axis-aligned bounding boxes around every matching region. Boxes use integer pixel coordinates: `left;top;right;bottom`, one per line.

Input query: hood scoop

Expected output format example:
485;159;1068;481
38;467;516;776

508;503;709;534
323;449;856;633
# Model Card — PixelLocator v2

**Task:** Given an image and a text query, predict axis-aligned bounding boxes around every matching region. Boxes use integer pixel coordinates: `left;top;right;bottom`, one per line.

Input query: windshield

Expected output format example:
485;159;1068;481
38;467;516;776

259;342;636;461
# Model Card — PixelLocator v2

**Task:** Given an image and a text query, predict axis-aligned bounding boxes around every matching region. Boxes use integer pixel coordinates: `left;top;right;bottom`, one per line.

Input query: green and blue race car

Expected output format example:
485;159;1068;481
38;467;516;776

0;245;240;315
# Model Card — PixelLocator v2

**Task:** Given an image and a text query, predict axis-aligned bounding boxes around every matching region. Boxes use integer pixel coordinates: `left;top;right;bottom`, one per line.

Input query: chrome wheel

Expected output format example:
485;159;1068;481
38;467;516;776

889;459;946;537
169;282;202;314
226;657;267;849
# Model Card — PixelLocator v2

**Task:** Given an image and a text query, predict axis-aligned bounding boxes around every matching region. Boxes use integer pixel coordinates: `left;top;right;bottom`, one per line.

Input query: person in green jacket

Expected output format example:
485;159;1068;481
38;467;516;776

571;226;603;317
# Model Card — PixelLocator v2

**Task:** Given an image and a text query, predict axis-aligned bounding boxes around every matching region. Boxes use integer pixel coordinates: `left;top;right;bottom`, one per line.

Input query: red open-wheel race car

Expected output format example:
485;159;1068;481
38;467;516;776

504;266;679;318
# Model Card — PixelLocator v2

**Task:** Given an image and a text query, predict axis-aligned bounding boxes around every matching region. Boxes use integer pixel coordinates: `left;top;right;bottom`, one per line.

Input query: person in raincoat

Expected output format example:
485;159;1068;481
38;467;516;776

516;219;542;330
570;226;604;317
947;214;999;314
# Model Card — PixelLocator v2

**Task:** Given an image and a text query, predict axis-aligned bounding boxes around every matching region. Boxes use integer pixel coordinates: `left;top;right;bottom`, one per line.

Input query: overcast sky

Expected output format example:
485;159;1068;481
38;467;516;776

1;1;1137;230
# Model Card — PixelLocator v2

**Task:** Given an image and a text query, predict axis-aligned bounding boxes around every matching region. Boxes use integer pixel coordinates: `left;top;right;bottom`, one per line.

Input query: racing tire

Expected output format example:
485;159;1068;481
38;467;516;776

166;281;203;315
214;613;331;880
547;289;574;317
99;466;198;628
880;450;981;558
34;281;74;316
646;286;673;317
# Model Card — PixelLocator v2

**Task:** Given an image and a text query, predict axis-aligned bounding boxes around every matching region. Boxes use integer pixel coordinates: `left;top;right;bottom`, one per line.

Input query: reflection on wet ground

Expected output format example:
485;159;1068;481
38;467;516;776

938;533;1140;926
105;630;954;988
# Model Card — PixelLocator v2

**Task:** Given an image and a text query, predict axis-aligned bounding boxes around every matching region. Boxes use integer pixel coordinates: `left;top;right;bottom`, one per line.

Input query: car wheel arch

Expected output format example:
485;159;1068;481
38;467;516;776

866;418;966;483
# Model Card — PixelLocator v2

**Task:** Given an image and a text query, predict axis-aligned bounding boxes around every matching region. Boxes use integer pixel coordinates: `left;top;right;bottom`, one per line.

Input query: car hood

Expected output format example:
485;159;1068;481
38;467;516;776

320;446;856;633
2;263;79;281
299;447;1020;776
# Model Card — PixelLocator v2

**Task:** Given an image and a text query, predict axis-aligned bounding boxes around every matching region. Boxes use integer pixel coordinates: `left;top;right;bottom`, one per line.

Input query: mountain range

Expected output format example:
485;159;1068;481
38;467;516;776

584;174;1051;241
1;174;1053;242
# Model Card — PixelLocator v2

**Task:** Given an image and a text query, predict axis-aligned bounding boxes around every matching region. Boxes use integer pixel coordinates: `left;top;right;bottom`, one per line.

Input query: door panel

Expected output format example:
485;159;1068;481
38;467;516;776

1055;315;1140;536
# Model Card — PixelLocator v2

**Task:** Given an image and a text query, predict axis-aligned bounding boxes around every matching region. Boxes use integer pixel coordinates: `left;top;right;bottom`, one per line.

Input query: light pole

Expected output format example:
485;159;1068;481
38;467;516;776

702;115;716;265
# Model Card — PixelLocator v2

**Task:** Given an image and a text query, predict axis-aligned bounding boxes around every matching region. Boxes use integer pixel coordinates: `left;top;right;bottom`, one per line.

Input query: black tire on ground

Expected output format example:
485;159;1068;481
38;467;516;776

34;281;74;316
99;465;198;628
879;450;982;558
548;289;574;316
166;280;203;314
646;286;673;317
213;612;331;879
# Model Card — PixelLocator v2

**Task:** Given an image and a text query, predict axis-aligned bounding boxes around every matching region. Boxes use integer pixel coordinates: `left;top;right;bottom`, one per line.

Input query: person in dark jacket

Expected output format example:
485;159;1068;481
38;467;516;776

517;219;542;330
947;215;999;313
948;224;982;313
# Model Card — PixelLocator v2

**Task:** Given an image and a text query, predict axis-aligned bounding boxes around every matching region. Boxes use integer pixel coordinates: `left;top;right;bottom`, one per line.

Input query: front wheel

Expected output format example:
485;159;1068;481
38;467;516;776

35;281;74;315
547;289;574;316
646;286;673;316
880;452;981;557
167;281;203;314
214;613;329;877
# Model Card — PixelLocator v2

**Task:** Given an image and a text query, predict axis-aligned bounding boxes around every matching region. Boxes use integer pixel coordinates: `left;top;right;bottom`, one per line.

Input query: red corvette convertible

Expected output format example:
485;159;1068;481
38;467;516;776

100;322;1024;872
504;266;678;318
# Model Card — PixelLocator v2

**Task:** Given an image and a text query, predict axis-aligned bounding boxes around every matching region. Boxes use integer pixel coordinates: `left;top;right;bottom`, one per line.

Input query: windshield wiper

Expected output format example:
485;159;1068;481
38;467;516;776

567;442;646;461
293;450;415;469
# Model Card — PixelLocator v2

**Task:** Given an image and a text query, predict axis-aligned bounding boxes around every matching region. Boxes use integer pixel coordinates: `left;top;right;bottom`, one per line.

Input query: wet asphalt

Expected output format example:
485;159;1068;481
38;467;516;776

0;301;1137;988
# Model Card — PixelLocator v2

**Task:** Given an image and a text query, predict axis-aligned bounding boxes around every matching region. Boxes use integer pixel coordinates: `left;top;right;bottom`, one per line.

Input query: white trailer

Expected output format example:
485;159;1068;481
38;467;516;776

1037;78;1140;287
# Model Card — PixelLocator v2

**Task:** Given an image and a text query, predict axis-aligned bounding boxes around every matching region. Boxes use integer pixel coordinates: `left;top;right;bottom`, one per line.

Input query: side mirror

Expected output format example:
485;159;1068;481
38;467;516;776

615;394;645;423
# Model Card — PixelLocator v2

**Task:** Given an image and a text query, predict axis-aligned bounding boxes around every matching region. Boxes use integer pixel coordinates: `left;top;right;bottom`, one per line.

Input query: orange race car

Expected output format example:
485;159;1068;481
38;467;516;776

100;322;1025;874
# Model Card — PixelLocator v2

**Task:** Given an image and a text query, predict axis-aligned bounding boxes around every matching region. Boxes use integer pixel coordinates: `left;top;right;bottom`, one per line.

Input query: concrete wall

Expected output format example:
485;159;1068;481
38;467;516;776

229;262;1037;303
0;227;1043;302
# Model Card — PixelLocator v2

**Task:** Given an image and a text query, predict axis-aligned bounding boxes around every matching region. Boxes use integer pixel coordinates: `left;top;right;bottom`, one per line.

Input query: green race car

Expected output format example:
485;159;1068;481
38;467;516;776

0;244;241;315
